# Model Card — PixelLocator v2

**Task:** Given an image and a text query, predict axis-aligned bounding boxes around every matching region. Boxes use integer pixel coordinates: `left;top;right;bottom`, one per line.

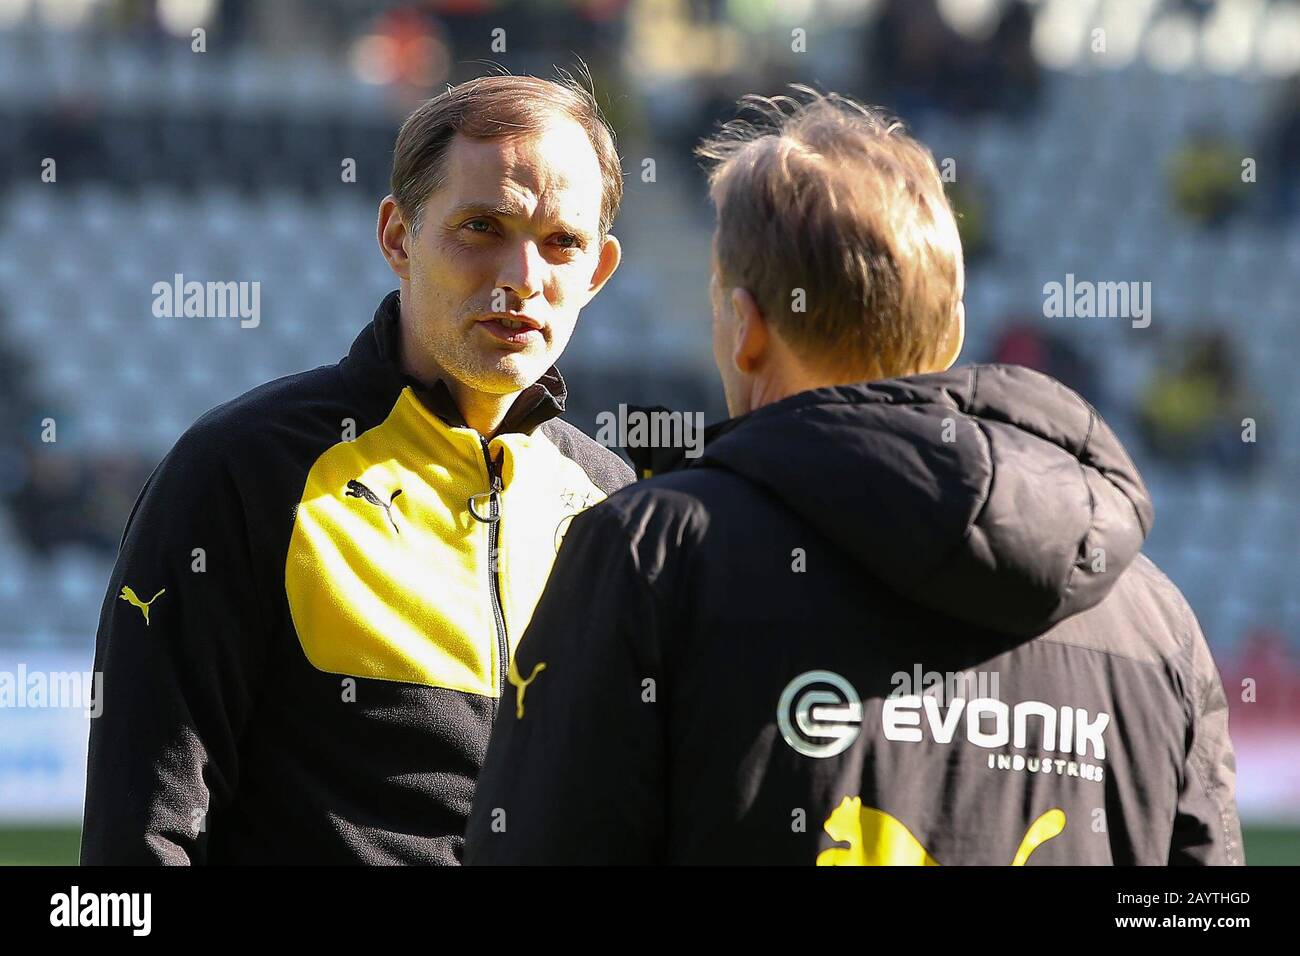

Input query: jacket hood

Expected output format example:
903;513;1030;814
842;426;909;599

696;364;1153;637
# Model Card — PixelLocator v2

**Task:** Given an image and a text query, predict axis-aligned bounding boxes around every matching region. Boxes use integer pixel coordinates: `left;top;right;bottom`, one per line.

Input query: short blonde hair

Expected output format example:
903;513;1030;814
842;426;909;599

697;89;963;379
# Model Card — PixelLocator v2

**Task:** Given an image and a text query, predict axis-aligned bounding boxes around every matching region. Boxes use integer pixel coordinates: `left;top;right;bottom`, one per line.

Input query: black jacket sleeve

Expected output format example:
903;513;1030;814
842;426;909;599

1169;609;1245;865
80;426;272;865
465;504;668;865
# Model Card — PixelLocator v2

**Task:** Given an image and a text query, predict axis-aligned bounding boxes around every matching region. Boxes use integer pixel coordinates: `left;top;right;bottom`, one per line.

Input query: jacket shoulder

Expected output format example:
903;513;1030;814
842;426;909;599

581;468;744;588
121;364;358;540
113;362;367;581
1042;551;1201;668
1114;551;1202;660
161;363;358;473
194;362;351;441
538;418;635;495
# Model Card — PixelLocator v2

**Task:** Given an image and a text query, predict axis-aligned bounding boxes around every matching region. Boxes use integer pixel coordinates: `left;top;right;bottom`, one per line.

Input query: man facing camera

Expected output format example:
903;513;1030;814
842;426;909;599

466;90;1242;865
82;73;632;864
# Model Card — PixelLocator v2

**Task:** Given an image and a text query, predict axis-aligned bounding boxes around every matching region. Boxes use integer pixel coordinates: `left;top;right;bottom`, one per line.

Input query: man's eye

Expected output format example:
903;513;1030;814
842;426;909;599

464;219;494;234
553;234;579;249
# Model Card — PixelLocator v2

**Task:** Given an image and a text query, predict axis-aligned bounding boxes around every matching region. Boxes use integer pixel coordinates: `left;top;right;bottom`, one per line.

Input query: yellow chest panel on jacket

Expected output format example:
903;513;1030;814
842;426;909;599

285;388;606;697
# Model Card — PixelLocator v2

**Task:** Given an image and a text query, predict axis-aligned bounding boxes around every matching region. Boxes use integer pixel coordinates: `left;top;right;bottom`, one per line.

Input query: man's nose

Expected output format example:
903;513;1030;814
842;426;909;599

495;240;546;301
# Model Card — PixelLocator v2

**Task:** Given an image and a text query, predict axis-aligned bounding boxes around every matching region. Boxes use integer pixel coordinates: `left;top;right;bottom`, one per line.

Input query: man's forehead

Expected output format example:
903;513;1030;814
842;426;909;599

442;122;603;222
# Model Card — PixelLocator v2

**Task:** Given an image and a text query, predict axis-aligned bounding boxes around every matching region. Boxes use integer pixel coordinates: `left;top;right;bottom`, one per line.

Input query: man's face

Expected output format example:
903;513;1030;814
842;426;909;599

394;118;618;397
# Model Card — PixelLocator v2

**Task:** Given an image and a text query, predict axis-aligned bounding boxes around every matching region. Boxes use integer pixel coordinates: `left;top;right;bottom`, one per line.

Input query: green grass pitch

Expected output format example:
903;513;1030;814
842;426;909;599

2;826;1297;865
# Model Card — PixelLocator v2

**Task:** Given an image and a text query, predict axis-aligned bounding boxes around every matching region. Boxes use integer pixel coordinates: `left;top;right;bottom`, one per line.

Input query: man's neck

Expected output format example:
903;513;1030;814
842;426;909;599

746;363;833;414
443;381;521;438
404;351;520;436
396;306;520;437
742;358;893;416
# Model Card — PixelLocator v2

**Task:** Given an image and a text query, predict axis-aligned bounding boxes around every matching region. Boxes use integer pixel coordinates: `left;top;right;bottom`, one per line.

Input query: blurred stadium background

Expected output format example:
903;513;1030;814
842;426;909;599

0;0;1298;864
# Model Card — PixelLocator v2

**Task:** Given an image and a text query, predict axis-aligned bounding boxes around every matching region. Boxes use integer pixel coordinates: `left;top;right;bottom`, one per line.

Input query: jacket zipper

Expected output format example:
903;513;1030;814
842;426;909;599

478;437;509;697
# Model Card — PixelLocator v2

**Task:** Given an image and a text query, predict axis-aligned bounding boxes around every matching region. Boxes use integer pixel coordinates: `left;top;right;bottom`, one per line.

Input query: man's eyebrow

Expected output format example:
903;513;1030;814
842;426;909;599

445;200;525;221
444;200;596;243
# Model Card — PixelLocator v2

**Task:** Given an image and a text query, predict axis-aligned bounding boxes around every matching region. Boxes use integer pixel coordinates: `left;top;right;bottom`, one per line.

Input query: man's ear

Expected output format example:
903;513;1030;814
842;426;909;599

377;196;411;280
937;300;965;371
730;287;769;374
586;233;622;300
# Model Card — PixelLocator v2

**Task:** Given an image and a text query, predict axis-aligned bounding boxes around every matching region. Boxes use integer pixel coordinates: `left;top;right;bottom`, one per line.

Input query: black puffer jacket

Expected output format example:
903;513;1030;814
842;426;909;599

465;365;1243;865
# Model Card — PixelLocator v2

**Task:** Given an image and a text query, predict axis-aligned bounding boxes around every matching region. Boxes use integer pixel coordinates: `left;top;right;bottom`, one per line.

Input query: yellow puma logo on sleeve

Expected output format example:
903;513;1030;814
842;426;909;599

119;586;166;626
506;657;546;719
816;797;1066;866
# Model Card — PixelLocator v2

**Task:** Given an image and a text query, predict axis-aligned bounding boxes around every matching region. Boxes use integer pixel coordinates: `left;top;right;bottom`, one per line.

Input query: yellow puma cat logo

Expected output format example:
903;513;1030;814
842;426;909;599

816;796;1066;866
1008;807;1068;866
506;657;546;719
119;586;166;626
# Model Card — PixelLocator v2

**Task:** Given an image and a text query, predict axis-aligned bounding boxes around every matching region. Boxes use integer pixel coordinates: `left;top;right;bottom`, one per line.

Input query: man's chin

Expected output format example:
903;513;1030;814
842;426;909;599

473;354;552;393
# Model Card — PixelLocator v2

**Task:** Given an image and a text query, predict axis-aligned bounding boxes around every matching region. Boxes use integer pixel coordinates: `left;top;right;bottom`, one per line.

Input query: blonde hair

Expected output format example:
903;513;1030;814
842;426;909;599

697;88;963;379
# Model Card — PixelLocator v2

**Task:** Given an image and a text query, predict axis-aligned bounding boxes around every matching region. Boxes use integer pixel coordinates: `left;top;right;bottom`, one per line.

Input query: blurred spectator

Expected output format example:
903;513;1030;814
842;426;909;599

6;445;153;557
1172;0;1217;20
0;331;35;441
7;449;99;556
1138;329;1259;470
946;175;993;264
0;323;150;556
864;0;1041;119
351;7;451;114
35;101;105;186
1169;131;1249;229
1263;76;1300;225
1225;627;1300;725
867;0;954;118
984;0;1041;117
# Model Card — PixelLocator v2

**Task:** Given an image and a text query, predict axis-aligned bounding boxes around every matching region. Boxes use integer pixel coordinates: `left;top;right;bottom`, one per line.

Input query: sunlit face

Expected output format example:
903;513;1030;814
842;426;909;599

399;118;618;397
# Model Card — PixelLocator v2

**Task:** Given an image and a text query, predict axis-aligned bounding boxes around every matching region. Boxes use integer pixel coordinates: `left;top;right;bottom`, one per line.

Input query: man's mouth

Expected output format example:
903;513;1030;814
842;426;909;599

477;314;544;346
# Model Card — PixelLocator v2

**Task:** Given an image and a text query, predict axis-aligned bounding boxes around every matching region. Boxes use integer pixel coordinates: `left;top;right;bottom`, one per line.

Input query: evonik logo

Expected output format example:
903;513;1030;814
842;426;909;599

777;670;863;758
883;695;1109;758
777;669;1110;779
884;694;1110;781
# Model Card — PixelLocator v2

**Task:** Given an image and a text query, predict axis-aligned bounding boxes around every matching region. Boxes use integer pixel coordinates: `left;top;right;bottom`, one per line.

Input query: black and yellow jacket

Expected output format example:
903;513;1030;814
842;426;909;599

81;290;633;864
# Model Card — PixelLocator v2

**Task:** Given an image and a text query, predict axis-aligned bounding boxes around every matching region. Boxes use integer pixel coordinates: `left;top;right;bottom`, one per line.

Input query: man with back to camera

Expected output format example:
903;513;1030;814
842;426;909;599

464;89;1243;865
81;72;634;864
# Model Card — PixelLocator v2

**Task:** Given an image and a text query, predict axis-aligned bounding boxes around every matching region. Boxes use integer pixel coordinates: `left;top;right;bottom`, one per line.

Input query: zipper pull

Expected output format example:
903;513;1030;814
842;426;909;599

468;440;503;523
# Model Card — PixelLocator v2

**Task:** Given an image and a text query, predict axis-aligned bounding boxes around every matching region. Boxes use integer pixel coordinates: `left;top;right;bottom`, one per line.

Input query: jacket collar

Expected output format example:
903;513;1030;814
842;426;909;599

345;290;568;436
